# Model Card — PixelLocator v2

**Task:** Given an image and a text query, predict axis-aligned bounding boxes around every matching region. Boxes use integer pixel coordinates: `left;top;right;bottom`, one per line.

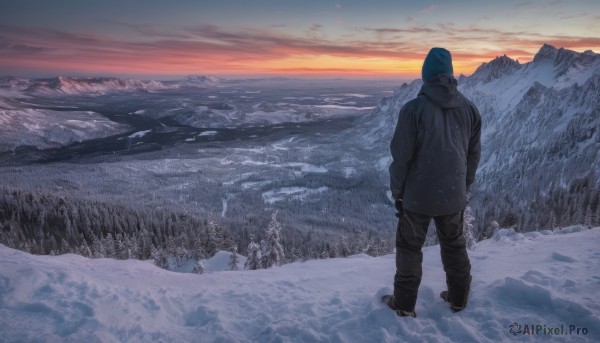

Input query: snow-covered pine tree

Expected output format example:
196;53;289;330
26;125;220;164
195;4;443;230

60;238;70;254
482;221;499;240
48;235;58;255
338;236;350;257
291;248;303;262
103;233;116;258
262;212;285;268
193;259;205;274
244;235;262;270
320;242;332;259
91;235;104;258
351;231;368;254
206;220;220;256
463;206;477;250
229;246;239;271
152;248;169;269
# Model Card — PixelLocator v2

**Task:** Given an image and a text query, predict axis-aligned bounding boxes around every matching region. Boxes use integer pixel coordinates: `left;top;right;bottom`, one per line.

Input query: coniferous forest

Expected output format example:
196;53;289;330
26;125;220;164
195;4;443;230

0;186;391;270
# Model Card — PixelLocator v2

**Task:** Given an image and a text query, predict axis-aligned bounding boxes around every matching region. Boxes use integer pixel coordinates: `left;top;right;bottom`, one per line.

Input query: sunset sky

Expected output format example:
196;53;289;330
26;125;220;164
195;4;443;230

0;0;599;79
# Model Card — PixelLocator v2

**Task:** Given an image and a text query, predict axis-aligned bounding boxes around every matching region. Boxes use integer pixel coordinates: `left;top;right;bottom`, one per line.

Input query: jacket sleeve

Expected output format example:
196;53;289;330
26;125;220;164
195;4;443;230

389;104;417;200
466;104;482;190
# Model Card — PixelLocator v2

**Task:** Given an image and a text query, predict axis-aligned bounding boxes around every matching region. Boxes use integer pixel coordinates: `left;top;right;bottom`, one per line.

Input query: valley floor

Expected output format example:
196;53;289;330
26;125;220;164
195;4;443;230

1;227;599;342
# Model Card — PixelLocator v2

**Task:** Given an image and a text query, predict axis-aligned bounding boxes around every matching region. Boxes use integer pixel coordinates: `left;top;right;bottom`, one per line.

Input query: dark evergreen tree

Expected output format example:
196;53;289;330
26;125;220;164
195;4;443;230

229;247;239;271
245;235;262;270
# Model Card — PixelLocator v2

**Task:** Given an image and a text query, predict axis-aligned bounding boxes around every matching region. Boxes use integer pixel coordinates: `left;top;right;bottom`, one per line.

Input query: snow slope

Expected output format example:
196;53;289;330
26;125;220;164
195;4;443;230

0;109;130;152
1;227;598;342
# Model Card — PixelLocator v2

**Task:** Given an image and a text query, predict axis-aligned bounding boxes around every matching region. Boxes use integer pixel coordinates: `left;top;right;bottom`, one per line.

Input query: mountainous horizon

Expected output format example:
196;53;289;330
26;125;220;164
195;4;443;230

1;43;598;261
2;44;595;82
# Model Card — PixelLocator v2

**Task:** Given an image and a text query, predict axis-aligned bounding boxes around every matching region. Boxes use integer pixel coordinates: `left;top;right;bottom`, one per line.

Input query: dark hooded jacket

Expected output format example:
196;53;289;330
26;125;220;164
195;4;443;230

389;74;481;216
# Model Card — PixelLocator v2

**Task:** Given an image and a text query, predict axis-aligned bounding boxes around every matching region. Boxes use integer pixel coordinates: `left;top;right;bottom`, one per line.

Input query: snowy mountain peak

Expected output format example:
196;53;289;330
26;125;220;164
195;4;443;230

533;43;559;61
532;44;581;67
183;75;223;83
471;54;520;83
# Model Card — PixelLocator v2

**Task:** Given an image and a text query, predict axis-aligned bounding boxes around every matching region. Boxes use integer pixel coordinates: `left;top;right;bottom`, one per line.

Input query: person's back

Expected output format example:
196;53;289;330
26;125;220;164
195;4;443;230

382;47;481;317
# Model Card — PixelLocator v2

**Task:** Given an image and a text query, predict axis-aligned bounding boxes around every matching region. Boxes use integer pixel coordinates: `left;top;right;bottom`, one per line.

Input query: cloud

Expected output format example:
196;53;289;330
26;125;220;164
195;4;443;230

306;24;324;39
559;13;587;20
359;27;436;34
0;22;597;77
112;22;193;39
336;3;342;9
420;5;437;13
4;44;46;54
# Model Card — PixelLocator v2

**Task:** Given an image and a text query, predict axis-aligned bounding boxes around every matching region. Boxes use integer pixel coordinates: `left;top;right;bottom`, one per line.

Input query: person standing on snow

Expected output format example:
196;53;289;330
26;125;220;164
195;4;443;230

382;47;481;317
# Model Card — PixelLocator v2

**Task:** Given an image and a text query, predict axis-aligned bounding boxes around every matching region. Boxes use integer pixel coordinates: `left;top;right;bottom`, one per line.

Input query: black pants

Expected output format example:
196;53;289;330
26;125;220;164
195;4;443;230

393;209;471;311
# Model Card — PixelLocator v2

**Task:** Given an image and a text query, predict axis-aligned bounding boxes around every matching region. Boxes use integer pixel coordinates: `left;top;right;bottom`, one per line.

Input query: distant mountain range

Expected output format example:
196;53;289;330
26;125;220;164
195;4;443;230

365;44;600;230
0;76;174;95
0;75;307;96
0;75;228;96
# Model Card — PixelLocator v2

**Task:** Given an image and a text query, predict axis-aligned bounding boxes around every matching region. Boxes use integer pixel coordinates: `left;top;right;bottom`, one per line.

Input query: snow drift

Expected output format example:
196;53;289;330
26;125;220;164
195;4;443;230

1;227;598;342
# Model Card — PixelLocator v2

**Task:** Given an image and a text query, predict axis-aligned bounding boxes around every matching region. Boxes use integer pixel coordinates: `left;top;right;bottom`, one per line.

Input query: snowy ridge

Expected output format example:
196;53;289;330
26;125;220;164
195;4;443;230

358;78;423;148
1;227;598;342
468;55;520;84
0;75;230;97
183;75;223;84
23;76;174;95
0;108;130;152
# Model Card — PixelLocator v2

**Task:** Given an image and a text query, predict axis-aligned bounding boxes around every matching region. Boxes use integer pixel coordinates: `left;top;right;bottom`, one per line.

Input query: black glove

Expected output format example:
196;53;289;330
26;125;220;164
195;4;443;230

466;184;473;204
395;199;403;218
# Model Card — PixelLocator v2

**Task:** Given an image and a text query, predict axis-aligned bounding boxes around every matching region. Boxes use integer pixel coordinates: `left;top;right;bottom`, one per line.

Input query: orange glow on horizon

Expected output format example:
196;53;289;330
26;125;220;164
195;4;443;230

1;51;534;79
0;45;596;79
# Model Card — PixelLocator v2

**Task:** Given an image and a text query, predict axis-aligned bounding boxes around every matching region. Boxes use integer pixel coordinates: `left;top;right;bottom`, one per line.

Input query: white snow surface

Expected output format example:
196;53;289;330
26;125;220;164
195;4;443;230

0;109;130;151
1;227;599;342
262;186;328;204
127;130;151;139
198;130;218;137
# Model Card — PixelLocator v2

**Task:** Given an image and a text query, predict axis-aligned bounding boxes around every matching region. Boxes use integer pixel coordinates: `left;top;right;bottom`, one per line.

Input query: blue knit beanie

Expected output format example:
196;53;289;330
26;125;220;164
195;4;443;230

422;47;453;82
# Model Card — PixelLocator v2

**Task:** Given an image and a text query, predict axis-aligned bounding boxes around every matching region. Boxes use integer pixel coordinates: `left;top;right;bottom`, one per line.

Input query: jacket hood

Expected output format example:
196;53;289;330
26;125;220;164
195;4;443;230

418;74;462;109
422;47;454;82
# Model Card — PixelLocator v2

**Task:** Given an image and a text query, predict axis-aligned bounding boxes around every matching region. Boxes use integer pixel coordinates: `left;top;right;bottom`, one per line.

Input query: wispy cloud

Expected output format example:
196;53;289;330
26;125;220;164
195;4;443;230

1;43;46;54
0;22;597;77
306;24;324;40
420;4;437;13
559;13;587;20
112;22;193;39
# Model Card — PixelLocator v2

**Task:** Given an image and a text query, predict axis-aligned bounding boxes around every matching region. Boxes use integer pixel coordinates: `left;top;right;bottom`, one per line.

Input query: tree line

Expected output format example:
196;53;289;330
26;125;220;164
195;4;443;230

0;186;392;270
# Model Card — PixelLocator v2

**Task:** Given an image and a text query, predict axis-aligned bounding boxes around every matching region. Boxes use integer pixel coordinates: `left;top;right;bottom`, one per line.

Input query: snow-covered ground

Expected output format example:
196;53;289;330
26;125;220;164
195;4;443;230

1;227;598;342
0;109;130;152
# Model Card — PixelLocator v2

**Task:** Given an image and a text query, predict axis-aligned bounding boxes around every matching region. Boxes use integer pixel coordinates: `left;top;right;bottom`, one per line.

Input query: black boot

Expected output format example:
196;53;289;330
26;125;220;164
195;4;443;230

440;275;472;312
381;295;417;318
